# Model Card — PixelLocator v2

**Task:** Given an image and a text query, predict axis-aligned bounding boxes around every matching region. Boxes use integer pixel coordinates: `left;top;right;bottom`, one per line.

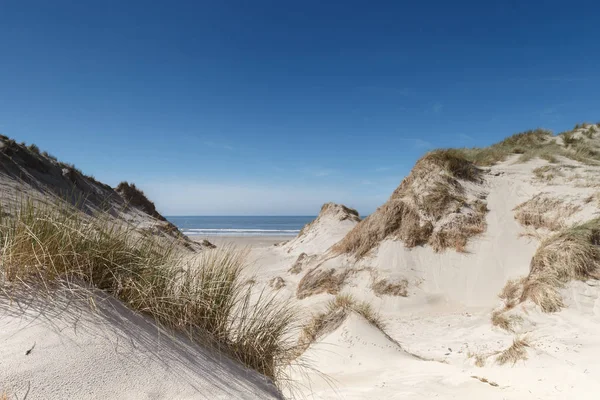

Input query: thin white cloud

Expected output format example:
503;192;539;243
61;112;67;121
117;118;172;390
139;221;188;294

375;166;391;172
458;133;473;141
432;102;443;114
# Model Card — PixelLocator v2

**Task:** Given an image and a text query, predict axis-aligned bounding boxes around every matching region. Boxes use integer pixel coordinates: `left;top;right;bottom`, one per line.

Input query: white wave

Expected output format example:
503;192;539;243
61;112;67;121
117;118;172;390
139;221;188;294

182;228;300;237
184;228;300;233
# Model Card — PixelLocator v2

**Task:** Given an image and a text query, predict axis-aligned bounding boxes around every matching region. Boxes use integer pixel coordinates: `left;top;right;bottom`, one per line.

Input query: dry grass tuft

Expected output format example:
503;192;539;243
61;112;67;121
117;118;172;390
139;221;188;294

496;336;530;365
499;278;525;307
491;310;523;332
296;294;385;355
269;276;286;290
371;278;409;297
429;212;486;253
471;376;499;387
513;194;581;231
288;252;312;275
0;200;296;382
533;165;564;182
499;218;600;313
467;351;488;367
296;267;349;299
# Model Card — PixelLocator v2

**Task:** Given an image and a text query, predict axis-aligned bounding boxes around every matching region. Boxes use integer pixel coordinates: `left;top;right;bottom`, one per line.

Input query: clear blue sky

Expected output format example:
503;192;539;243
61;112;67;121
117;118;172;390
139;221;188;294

1;1;598;215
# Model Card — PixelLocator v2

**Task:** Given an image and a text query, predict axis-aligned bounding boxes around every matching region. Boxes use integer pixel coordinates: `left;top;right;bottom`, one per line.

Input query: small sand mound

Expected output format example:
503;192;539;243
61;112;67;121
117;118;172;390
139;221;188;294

283;202;360;255
334;150;487;257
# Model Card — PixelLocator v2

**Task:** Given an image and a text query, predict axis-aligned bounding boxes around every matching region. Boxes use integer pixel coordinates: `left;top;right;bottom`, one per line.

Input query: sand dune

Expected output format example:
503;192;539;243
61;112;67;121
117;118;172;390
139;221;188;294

2;125;600;399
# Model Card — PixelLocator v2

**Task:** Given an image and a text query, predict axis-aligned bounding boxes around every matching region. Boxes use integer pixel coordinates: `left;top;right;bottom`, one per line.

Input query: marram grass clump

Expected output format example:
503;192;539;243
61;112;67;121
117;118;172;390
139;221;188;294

0;200;296;382
499;218;600;313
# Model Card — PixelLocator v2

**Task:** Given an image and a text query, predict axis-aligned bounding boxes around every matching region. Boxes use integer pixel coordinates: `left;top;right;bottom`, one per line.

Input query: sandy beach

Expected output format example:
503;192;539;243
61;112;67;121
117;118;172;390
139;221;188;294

191;235;289;248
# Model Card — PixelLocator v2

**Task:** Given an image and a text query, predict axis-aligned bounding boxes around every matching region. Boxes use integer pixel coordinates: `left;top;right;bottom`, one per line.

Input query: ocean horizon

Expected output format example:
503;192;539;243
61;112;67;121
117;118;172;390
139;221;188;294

166;215;316;237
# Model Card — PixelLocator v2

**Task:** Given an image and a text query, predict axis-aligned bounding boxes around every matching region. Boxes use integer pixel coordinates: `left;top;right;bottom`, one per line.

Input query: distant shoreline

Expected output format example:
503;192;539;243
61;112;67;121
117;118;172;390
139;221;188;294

189;235;289;248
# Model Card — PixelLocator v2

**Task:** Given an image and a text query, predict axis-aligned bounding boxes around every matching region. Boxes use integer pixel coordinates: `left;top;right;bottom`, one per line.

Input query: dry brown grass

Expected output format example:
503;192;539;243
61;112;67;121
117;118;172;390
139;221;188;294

296;267;349;299
296;294;385;355
269;276;286;290
491;310;523;332
496;336;530;365
334;150;486;257
499;278;525;307
288;252;312;275
471;376;499;387
371;278;409;297
513;194;580;231
429;212;486;253
0;200;296;382
533;165;564;182
500;218;600;313
467;351;488;367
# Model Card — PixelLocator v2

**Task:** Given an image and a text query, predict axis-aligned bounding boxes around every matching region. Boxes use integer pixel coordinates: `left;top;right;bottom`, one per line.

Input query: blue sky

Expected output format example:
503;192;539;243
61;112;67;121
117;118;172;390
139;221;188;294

1;1;599;215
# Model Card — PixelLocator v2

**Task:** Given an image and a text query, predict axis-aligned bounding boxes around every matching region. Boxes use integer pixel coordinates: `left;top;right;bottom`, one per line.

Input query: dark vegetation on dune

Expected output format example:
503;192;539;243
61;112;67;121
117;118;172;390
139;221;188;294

116;181;167;221
0;134;184;240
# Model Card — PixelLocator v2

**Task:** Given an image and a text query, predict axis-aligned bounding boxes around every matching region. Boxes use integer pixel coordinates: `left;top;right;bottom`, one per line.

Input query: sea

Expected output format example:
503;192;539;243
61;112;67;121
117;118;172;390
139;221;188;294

166;216;316;237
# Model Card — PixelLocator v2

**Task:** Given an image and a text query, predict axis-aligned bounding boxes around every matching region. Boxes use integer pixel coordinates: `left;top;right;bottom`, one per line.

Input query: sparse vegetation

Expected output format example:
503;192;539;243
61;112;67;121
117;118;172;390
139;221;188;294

296;294;385;355
115;181;167;221
269;276;286;290
533;165;564;182
288;252;311;274
467;351;488;367
470;376;499;387
296;267;349;299
27;143;40;154
371;278;408;297
513;193;580;231
0;200;296;382
496;336;530;365
499;219;600;313
491;310;523;332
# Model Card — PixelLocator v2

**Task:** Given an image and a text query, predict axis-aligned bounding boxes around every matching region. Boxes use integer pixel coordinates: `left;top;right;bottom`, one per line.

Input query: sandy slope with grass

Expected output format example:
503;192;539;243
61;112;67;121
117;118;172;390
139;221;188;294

0;136;293;399
0;287;281;400
247;124;600;399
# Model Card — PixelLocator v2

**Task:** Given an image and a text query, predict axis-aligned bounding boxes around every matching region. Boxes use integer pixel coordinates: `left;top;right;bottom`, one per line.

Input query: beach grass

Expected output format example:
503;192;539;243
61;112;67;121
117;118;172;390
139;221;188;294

0;199;296;383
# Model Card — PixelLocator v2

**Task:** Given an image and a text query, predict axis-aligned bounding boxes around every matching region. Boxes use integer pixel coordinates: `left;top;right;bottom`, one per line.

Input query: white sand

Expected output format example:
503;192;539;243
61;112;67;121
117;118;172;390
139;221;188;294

0;287;281;399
